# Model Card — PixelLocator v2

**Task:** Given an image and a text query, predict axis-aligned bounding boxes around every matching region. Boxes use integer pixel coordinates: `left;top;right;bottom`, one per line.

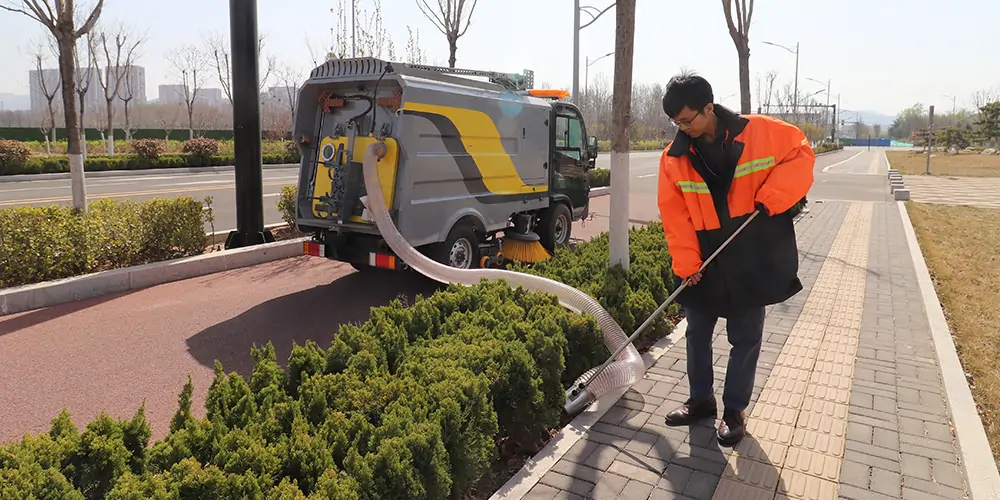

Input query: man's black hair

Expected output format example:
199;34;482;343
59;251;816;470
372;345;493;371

661;71;714;118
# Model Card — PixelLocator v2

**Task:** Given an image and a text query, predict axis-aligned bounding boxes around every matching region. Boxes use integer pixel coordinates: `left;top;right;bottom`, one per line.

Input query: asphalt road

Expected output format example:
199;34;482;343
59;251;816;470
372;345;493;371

0;148;890;234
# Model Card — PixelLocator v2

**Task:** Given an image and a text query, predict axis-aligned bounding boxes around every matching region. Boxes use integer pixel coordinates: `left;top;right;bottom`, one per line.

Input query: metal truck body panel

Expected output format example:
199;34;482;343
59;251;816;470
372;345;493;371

292;58;557;248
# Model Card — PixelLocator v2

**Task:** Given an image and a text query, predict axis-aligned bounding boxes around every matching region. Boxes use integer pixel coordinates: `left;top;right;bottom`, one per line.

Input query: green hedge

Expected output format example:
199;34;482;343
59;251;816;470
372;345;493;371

589;168;610;187
0;197;210;288
0;223;679;499
0;152;300;176
813;141;844;155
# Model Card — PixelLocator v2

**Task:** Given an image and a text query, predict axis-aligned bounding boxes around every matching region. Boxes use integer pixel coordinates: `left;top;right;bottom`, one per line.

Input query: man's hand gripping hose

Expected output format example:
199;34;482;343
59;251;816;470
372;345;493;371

359;140;756;416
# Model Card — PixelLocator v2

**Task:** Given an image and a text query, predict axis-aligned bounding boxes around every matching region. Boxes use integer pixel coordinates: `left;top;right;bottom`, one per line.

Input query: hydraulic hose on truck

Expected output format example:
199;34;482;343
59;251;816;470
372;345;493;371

358;141;758;416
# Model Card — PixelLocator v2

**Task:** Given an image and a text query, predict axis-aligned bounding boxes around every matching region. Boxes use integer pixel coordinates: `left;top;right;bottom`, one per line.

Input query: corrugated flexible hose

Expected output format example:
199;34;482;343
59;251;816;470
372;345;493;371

359;141;643;415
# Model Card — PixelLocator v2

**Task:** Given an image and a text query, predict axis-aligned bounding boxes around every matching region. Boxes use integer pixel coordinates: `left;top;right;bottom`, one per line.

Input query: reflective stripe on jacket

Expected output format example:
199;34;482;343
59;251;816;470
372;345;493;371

657;106;815;316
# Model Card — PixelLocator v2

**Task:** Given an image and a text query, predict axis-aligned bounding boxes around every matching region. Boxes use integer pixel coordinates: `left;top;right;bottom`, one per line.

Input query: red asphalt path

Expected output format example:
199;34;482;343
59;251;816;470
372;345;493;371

0;194;657;445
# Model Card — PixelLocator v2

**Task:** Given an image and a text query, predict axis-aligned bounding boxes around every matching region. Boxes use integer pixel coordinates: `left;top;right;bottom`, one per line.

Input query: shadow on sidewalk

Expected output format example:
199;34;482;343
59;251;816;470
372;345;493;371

0;290;133;338
185;269;439;377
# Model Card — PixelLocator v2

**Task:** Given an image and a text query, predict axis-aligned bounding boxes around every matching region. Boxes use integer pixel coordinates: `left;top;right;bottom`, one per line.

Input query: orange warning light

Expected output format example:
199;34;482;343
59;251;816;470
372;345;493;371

528;89;571;99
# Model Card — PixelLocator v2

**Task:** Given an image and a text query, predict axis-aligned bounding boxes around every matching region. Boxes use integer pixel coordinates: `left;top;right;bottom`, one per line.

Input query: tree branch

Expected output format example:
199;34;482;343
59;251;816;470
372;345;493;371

75;0;104;38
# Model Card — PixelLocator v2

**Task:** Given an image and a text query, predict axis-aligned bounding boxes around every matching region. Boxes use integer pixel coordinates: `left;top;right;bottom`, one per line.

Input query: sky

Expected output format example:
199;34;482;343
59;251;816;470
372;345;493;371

0;0;997;120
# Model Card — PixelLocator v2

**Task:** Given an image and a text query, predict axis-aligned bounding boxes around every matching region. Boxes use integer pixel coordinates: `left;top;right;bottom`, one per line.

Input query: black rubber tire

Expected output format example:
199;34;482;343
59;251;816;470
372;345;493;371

537;202;573;253
432;222;481;270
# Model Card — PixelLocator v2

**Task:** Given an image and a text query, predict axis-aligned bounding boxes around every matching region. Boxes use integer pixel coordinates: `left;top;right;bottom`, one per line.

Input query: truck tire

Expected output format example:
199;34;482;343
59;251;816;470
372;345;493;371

538;202;573;252
432;222;481;270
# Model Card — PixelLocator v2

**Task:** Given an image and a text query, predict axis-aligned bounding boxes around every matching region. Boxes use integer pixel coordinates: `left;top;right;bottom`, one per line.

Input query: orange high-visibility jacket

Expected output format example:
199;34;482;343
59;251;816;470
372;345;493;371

657;106;815;314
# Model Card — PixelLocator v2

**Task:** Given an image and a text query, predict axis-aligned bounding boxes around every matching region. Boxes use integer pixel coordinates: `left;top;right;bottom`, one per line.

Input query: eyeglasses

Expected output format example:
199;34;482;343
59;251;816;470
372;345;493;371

670;109;703;129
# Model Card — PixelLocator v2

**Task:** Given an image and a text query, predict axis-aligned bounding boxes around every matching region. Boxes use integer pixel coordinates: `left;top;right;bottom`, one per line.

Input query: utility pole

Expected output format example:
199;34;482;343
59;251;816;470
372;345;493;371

572;2;615;103
942;94;956;116
762;40;800;123
610;0;634;269
925;105;935;175
226;0;274;249
352;0;356;57
584;51;614;103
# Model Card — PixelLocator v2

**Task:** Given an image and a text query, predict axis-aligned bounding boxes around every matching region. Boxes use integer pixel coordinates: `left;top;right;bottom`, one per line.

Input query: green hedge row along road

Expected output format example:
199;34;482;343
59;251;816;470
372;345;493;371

0;222;681;500
0;197;213;288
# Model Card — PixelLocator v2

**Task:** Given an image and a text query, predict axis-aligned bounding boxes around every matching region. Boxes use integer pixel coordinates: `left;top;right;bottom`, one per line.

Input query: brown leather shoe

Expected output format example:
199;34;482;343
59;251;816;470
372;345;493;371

717;408;746;447
663;398;717;427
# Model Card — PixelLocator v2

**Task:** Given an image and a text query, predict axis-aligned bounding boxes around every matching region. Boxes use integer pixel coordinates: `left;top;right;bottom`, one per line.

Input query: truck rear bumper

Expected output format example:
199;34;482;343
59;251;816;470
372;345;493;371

303;232;408;271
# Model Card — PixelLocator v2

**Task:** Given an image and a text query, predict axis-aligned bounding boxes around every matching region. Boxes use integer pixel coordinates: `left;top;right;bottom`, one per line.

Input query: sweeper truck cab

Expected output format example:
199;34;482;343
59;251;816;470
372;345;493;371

292;57;600;271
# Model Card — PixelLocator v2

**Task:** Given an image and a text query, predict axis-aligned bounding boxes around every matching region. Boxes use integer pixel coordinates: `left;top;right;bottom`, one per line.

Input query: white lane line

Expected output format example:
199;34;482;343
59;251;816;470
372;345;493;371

821;151;863;172
637;173;656;179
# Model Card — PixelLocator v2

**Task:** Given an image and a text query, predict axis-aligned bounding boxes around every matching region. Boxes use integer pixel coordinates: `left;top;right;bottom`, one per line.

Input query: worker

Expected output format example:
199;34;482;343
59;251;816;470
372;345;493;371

656;72;814;447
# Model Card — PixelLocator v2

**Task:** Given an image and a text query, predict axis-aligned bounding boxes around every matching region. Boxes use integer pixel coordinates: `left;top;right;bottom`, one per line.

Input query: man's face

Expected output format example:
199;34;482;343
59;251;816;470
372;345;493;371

671;104;713;138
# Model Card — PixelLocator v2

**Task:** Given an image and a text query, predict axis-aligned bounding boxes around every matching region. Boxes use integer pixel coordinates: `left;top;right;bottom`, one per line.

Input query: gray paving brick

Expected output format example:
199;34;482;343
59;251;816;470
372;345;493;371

552;490;585;500
592;422;637;440
901;476;966;499
839;459;872;488
847;421;874;444
582;444;621;471
588;472;630;500
872;427;900;452
870;467;902;497
584;429;630;449
846;439;901;467
851;391;875;410
932;458;966;490
616;479;655;500
872;395;896;413
648;488;696;500
836;483;897;500
524;482;560;500
539;471;595;498
551;459;603;485
681;470;720;500
900;452;933;481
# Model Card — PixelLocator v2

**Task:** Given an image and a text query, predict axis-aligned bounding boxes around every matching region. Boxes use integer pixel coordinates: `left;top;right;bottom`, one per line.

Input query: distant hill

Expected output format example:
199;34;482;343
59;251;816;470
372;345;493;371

855;110;896;127
0;93;30;111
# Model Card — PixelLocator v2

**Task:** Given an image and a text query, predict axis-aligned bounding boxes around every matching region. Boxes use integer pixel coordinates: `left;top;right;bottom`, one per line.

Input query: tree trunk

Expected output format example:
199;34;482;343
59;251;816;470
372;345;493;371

79;103;88;159
124;101;132;140
738;44;751;114
188;107;195;139
610;0;635;270
56;35;87;214
448;35;457;68
106;100;115;155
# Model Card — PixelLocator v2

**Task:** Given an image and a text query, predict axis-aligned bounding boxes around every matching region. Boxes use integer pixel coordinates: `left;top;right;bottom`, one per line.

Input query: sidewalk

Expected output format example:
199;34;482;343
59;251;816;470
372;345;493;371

516;200;980;500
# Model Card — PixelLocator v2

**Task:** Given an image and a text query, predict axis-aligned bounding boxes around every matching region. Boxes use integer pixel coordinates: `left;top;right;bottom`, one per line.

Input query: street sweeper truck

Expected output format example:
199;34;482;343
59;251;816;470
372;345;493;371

292;57;601;271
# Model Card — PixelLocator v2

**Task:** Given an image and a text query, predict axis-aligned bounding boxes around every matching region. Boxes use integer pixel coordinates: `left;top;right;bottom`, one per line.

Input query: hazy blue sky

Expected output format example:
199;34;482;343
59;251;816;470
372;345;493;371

0;0;996;117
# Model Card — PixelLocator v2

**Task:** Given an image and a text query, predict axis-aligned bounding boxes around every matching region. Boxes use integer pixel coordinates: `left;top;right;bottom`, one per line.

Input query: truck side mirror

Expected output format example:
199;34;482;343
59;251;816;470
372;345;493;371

586;136;598;168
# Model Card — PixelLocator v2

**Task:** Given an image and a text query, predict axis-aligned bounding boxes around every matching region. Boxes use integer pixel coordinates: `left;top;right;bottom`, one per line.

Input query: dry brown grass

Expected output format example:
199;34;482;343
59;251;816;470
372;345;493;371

907;201;1000;461
888;150;1000;177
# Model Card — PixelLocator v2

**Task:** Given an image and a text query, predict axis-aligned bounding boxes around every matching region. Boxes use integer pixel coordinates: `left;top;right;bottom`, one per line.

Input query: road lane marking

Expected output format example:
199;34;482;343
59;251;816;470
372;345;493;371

0;180;293;207
821;151;863;172
637;173;656;179
867;152;881;174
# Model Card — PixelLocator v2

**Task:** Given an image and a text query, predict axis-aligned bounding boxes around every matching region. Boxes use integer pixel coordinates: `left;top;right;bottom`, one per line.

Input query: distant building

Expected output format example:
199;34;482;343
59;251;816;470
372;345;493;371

29;65;147;112
157;84;224;107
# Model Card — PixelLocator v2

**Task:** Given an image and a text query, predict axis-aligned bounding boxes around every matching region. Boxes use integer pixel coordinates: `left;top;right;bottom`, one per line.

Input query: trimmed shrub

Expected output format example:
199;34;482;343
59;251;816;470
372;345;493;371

130;139;166;160
589;168;610;187
181;138;220;159
512;222;679;348
0;279;610;499
0;152;300;176
0;197;208;288
278;185;297;227
0;139;31;174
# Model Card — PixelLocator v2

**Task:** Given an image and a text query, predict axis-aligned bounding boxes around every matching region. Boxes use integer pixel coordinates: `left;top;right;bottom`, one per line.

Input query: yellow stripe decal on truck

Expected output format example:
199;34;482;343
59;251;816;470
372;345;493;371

402;101;546;195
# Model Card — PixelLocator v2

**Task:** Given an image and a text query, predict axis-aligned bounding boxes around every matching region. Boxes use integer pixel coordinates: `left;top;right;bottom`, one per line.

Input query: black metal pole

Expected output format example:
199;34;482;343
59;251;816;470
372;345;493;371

226;0;274;249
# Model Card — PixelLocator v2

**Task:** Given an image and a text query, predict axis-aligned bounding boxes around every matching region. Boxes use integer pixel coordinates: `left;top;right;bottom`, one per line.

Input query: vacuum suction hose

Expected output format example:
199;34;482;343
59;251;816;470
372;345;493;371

359;142;644;415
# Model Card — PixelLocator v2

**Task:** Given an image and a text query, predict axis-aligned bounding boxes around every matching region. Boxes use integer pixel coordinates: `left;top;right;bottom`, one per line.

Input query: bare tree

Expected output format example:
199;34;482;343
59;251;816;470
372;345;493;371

152;102;182;140
272;62;301;140
405;26;426;64
74;32;96;157
325;0;396;60
26;36;60;154
722;0;754;114
204;30;276;106
1;0;104;213
94;21;142;155
972;86;999;115
166;44;208;139
416;0;479;68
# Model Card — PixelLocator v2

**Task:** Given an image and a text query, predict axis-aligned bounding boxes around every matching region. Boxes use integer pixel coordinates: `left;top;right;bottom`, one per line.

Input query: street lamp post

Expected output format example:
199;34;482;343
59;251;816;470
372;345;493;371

584;51;614;101
943;94;956;116
762;40;799;123
572;1;616;102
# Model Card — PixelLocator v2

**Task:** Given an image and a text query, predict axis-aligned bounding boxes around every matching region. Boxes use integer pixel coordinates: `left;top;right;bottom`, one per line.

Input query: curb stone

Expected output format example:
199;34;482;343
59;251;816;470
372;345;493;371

897;201;1000;500
491;205;810;500
0;237;307;316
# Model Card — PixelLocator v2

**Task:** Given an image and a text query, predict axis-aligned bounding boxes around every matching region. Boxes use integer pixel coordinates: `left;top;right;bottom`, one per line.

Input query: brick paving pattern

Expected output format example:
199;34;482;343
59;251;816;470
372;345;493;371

901;175;1000;209
522;201;970;500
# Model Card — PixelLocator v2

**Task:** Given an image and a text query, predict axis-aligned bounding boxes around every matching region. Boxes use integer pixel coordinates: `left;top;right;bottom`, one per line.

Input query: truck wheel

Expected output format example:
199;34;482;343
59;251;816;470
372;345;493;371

538;203;573;252
433;222;480;270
